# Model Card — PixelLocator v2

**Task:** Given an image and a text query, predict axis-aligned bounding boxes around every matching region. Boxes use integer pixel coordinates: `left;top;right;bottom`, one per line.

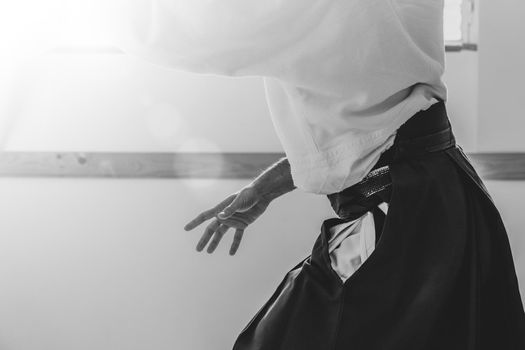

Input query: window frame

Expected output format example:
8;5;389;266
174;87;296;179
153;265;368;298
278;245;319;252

445;0;478;52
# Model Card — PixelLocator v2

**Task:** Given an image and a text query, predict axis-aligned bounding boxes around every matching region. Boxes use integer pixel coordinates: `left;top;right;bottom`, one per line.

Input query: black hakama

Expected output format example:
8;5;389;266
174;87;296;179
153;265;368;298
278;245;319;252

232;101;525;350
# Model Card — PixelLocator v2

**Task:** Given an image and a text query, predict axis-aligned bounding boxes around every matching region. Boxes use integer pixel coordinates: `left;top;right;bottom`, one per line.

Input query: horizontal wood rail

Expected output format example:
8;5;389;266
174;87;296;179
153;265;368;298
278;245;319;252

0;152;523;180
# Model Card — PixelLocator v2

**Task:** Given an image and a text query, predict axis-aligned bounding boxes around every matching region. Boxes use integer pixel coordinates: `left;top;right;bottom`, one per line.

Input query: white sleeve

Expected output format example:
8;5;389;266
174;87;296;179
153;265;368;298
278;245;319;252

108;0;332;77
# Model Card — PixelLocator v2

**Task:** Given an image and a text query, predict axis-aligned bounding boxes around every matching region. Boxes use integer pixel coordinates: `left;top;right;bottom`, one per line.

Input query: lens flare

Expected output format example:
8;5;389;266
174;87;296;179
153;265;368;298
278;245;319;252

175;138;227;191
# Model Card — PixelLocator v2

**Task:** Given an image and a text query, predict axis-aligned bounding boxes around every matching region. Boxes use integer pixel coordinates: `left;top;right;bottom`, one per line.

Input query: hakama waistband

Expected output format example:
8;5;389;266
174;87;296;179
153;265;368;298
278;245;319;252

327;100;455;220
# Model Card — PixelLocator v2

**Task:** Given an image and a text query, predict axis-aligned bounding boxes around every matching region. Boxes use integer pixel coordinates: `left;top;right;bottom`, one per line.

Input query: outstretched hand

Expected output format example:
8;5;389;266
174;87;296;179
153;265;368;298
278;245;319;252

184;186;272;255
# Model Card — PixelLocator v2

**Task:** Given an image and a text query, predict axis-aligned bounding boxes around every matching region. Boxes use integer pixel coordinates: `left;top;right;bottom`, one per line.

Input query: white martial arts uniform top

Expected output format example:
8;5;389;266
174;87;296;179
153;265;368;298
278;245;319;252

107;0;448;195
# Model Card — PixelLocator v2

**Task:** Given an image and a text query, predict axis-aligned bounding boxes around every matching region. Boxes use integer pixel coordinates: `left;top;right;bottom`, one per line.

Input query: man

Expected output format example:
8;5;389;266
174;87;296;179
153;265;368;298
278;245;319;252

111;0;525;348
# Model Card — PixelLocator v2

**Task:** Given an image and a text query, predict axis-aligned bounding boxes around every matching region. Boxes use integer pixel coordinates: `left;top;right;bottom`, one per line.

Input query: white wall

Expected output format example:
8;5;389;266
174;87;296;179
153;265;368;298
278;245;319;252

478;0;525;152
0;177;523;350
0;55;282;153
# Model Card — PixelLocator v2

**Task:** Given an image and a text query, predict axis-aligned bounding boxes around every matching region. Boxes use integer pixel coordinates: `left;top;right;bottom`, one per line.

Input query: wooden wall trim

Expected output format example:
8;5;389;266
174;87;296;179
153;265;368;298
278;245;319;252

0;152;523;180
467;153;525;180
0;152;283;179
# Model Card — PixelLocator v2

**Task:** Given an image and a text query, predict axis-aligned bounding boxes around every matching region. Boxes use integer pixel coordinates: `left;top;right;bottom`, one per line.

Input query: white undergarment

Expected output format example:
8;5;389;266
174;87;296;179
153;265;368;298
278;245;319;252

327;203;389;283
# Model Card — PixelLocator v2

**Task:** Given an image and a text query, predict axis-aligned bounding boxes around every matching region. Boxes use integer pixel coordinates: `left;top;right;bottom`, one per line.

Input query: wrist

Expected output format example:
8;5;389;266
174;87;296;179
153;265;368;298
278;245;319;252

249;158;296;201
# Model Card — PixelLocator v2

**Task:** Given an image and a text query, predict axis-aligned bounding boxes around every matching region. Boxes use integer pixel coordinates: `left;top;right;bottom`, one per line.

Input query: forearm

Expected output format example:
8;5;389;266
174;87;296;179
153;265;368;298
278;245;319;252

249;157;296;201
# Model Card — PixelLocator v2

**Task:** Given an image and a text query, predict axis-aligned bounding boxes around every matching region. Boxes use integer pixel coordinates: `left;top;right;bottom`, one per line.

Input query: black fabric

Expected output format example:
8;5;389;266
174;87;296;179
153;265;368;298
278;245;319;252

232;101;525;350
326;165;391;222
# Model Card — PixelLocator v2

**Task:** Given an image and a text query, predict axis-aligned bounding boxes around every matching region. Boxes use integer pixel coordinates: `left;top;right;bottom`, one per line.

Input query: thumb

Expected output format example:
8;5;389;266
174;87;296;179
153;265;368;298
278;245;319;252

218;194;246;219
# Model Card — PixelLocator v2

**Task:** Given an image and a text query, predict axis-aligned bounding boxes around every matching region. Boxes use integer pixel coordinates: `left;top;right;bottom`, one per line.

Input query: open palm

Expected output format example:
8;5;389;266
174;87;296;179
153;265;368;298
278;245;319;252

184;186;272;255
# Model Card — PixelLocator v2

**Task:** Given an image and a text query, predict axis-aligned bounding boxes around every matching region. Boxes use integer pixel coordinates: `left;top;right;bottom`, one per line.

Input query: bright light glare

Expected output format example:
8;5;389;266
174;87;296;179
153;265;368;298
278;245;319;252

176;138;227;190
59;2;114;47
0;0;465;61
0;1;111;61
